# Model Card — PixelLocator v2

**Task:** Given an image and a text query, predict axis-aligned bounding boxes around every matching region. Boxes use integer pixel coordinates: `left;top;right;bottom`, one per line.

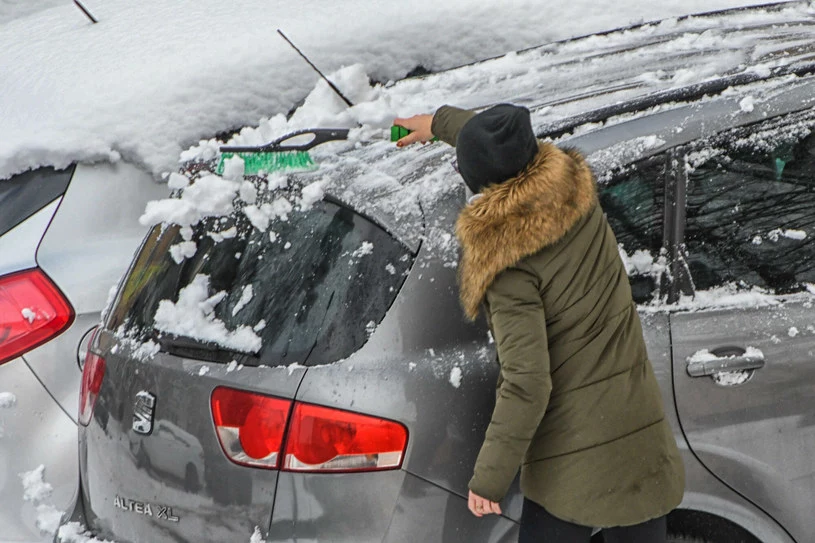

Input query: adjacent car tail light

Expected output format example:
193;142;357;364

211;387;292;468
79;338;106;426
210;387;408;473
283;402;408;472
0;268;74;365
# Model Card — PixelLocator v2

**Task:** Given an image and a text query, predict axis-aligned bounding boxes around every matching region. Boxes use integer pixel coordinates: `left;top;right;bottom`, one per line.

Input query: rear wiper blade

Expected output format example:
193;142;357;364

152;332;260;364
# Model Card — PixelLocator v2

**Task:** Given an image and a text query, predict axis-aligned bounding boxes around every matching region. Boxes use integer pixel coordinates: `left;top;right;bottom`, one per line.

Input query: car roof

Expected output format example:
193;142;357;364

387;1;815;134
189;2;815;254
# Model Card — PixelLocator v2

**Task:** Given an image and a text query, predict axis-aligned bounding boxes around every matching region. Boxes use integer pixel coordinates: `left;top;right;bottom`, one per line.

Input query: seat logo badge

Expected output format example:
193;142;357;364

133;391;156;435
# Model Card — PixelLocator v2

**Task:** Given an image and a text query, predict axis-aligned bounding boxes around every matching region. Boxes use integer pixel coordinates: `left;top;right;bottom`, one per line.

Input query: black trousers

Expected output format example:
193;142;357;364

519;498;666;543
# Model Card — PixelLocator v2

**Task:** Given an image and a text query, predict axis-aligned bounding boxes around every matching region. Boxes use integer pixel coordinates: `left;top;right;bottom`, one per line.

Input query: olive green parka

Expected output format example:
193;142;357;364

432;106;685;527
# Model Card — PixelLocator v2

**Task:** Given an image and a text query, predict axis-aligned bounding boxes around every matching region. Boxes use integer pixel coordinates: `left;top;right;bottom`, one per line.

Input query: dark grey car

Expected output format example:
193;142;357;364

60;3;815;542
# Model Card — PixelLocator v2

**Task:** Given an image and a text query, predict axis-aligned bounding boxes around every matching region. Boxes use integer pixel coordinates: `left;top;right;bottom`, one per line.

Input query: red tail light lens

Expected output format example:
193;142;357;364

211;387;292;468
0;268;74;365
79;345;106;426
283;403;408;472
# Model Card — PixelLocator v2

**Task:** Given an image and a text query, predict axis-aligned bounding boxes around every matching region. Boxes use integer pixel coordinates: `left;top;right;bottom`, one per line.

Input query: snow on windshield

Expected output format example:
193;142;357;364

0;0;790;181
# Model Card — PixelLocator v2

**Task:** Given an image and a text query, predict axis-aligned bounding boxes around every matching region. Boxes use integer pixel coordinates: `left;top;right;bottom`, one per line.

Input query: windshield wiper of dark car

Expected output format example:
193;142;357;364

152;332;260;365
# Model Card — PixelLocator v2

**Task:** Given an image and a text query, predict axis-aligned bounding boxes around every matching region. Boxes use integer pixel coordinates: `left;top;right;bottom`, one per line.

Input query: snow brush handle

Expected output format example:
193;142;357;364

221;128;350;153
390;125;438;143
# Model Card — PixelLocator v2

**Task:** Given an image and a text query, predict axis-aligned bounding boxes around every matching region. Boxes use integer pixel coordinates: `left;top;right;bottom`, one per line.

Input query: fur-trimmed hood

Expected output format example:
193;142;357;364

455;142;597;320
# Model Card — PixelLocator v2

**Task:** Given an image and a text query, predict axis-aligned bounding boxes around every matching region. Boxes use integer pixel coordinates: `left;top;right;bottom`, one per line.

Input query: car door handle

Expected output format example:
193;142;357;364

686;349;765;377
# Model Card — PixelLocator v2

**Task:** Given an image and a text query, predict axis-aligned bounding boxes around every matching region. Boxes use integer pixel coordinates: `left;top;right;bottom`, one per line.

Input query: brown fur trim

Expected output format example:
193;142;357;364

455;142;597;320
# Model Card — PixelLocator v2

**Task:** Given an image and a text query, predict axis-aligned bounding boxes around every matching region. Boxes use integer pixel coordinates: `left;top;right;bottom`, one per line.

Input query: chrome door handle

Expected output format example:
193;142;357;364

686;349;765;377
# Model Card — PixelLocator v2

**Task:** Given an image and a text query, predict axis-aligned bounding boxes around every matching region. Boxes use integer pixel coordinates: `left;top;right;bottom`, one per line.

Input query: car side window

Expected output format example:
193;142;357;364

599;155;666;304
684;125;815;293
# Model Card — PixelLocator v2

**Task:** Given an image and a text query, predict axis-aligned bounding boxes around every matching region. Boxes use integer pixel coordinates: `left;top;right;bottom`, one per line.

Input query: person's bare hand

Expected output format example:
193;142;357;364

468;490;502;517
393;114;434;147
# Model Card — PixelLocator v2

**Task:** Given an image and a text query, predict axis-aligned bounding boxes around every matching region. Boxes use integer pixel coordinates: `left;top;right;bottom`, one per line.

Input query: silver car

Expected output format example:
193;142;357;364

59;3;815;542
0;162;167;541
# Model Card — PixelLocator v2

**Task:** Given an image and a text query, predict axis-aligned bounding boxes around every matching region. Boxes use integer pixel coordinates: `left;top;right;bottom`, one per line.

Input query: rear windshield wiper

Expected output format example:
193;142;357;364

152;332;260;365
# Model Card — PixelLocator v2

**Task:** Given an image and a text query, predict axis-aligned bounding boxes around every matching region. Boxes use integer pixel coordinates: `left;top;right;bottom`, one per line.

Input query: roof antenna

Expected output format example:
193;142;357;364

73;0;98;23
277;29;354;108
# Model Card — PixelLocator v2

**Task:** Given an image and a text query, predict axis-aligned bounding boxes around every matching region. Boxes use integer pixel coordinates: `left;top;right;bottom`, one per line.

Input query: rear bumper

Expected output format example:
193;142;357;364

53;484;88;543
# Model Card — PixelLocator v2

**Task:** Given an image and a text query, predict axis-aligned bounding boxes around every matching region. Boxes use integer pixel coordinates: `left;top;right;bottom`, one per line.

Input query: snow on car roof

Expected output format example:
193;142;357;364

139;1;815;261
0;0;792;182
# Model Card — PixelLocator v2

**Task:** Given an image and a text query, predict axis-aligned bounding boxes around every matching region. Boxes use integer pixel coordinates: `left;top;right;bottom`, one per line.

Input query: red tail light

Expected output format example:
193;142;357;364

0;268;74;365
79;340;106;426
211;387;292;468
210;388;408;473
283;403;408;472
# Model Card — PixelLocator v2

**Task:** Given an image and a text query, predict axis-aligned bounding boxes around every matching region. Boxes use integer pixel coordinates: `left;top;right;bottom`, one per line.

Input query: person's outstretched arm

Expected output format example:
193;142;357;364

394;106;475;147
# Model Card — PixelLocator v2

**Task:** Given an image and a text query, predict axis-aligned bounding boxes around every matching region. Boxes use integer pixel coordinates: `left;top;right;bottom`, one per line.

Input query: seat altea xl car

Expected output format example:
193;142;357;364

59;2;815;542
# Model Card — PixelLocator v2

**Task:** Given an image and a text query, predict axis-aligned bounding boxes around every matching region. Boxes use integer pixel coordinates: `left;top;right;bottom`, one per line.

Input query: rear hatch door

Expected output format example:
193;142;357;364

81;175;418;542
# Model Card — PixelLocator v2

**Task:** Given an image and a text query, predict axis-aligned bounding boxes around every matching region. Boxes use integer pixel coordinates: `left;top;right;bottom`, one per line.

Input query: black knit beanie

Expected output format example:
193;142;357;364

456;104;538;194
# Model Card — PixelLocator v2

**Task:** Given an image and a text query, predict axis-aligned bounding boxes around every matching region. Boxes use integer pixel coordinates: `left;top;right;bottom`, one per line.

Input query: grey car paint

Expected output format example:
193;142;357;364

26;161;169;422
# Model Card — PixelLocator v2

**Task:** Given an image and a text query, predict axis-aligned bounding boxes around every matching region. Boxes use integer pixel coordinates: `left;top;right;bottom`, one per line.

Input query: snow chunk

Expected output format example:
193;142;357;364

789;327;800;338
244;204;271;231
739;95;755;113
153;274;262;353
36;503;64;536
240;181;258;204
352;242;374;259
198;366;210;376
713;371;752;386
20;465;53;503
250;526;267;543
232;285;254;316
0;392;17;408
169;241;197;263
385;263;397;275
167;172;190;190
57;522;115;543
140;174;238;228
449;366;463;388
299;180;326;210
221;155;245;181
767;228;807;242
21;308;36;323
271;197;293;221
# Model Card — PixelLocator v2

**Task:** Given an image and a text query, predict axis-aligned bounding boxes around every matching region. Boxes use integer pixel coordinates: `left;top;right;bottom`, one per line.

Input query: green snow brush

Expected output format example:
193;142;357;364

217;128;350;176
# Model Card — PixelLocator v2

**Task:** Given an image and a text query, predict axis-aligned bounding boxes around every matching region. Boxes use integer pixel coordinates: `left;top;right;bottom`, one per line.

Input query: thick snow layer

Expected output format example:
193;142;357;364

0;0;783;181
153;274;263;353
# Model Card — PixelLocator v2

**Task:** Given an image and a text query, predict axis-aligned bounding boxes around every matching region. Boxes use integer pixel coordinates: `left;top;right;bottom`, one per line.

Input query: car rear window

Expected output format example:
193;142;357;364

0;166;74;237
107;198;414;367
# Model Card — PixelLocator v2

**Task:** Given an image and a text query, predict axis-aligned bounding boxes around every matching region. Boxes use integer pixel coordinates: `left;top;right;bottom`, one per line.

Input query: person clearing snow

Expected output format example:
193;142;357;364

395;105;685;542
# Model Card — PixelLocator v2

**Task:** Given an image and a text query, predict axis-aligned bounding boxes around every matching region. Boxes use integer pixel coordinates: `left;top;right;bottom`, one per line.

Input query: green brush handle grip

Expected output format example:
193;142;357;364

391;125;438;143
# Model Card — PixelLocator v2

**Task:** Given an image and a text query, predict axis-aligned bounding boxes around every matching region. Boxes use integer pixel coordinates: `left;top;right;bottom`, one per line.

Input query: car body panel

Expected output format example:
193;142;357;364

78;328;307;543
27;162;169;421
0;199;60;277
0;355;78;542
672;300;815;543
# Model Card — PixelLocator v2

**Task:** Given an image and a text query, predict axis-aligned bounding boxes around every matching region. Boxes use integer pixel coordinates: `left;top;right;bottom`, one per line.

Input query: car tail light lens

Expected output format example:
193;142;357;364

211;387;292;468
0;268;74;365
283;403;408;472
79;338;106;426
